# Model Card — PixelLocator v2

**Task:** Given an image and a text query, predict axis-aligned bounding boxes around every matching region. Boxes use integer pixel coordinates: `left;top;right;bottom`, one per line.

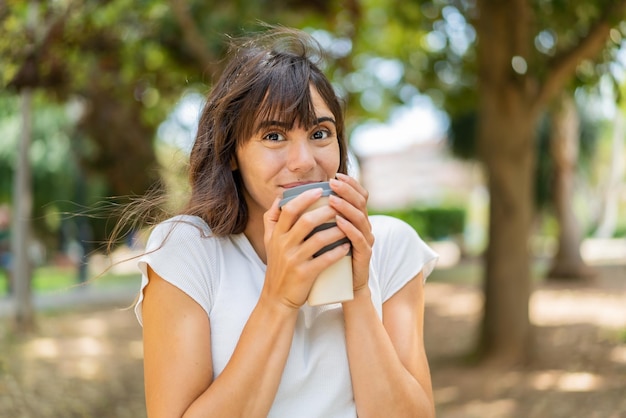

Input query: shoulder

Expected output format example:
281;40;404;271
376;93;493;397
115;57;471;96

369;214;419;243
144;215;225;257
136;215;221;325
152;214;211;236
148;215;211;244
369;214;439;285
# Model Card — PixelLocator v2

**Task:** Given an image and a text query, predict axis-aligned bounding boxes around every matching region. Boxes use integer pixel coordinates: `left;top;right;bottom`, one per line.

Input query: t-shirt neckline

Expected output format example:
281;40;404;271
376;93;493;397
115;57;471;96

233;233;267;272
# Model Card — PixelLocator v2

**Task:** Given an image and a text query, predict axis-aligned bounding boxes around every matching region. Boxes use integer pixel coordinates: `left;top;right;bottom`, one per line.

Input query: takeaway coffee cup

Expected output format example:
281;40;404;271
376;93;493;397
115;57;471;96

279;182;354;306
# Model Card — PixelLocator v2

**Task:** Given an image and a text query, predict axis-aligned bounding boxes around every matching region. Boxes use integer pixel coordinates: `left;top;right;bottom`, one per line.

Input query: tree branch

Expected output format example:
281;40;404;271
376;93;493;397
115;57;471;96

168;0;217;73
533;0;626;113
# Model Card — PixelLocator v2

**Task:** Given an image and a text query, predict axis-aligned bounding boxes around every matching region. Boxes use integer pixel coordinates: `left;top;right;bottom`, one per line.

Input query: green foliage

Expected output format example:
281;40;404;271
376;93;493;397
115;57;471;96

534;100;601;211
447;111;477;160
0;0;349;256
1;0;623;262
0;92;110;253
612;218;626;238
0;265;140;297
370;206;466;241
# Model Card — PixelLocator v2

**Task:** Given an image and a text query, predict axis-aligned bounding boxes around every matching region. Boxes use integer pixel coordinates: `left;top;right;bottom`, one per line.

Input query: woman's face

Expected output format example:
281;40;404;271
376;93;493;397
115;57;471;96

235;86;341;222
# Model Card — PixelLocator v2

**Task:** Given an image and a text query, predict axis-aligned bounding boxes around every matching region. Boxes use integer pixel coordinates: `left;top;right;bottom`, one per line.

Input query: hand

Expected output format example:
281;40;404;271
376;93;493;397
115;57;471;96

262;188;352;310
328;174;374;294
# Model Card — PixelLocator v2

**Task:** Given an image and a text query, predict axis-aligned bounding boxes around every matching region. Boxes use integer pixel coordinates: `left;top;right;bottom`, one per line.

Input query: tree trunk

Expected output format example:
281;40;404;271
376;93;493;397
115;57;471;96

478;106;536;365
547;93;595;280
594;110;625;238
12;88;35;333
472;0;619;365
475;0;535;365
78;89;162;198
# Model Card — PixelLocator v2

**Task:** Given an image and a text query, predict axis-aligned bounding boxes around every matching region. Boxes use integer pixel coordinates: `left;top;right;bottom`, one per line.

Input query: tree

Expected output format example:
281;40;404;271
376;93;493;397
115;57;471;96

0;0;359;245
0;0;360;332
594;95;626;238
473;0;626;364
545;92;596;280
377;0;626;364
12;88;35;331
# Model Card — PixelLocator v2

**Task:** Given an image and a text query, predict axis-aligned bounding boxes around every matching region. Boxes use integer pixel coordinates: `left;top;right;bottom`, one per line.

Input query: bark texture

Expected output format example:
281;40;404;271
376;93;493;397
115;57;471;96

476;0;536;365
474;0;625;365
546;93;595;280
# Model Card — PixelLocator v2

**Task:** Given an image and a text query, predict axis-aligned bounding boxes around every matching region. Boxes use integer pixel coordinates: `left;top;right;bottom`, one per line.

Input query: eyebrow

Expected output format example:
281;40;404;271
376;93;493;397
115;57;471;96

256;116;336;131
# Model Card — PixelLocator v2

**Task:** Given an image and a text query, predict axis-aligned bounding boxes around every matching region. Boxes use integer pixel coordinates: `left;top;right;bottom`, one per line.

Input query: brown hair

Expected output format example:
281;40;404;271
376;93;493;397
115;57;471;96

183;27;348;236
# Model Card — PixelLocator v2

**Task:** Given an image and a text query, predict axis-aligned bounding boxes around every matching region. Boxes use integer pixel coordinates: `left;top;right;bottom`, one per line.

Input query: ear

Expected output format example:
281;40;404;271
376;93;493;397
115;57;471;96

230;157;238;170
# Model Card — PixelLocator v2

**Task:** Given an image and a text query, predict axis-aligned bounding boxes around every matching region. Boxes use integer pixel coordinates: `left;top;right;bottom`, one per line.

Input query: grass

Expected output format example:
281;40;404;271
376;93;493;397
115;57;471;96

0;265;141;297
0;256;573;297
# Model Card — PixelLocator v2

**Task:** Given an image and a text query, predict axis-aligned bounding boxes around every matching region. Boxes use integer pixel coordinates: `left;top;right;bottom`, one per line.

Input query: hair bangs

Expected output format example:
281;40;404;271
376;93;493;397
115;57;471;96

247;55;320;139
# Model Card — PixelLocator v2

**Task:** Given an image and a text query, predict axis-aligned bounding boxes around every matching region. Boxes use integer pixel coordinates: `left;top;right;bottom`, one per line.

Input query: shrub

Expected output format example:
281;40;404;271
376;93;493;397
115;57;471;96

370;206;466;241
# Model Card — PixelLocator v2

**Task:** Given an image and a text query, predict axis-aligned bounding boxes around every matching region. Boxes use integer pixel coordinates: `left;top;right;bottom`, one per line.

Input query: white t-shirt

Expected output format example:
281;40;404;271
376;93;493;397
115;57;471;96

135;214;438;417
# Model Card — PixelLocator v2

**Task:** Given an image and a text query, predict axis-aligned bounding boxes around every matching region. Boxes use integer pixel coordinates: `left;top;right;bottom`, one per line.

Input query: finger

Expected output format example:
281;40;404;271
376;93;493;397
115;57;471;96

305;241;351;272
284;204;339;249
328;194;364;222
329;177;368;211
335;172;368;197
299;223;348;259
328;192;372;245
335;214;374;250
263;197;282;244
275;187;324;234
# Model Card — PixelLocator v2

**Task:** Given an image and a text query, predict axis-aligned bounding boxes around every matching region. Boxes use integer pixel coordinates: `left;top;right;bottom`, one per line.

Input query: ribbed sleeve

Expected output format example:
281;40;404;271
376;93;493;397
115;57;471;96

370;215;438;302
135;215;218;325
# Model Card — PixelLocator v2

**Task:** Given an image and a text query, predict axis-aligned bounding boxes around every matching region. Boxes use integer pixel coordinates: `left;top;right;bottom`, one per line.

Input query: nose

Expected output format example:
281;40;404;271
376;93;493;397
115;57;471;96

286;137;316;173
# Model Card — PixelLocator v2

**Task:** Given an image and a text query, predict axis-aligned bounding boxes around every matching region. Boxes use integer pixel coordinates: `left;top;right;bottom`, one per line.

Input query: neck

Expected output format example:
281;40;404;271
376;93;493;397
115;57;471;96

244;215;267;264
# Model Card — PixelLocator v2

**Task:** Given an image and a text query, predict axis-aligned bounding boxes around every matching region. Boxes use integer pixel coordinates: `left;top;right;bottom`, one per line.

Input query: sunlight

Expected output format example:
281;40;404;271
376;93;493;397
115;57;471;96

530;370;605;392
75;336;107;356
581;239;626;265
530;290;626;328
428;241;461;268
76;358;101;379
530;370;560;391
76;317;109;336
25;338;60;359
463;399;517;417
128;340;143;359
557;372;604;392
61;358;102;380
610;345;626;364
425;283;482;317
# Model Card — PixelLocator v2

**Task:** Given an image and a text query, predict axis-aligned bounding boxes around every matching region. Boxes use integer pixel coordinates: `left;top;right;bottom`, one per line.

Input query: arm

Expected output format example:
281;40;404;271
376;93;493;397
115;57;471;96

342;274;435;417
329;174;435;417
142;266;299;418
142;190;351;417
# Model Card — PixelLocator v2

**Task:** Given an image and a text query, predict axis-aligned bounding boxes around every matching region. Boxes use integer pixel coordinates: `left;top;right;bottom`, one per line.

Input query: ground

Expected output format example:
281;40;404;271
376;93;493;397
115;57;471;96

0;262;625;418
426;263;626;418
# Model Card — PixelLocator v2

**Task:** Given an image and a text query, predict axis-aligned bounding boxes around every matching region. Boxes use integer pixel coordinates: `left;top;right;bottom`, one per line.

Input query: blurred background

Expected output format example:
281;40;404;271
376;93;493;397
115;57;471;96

0;0;625;417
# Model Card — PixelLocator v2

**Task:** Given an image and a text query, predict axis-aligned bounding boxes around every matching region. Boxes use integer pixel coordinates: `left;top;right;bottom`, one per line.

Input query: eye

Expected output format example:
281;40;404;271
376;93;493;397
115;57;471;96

263;132;285;142
311;129;330;140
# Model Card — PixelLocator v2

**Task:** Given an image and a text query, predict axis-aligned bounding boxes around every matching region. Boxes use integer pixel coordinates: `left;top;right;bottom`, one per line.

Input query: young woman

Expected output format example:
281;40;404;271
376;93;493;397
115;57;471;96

135;27;438;417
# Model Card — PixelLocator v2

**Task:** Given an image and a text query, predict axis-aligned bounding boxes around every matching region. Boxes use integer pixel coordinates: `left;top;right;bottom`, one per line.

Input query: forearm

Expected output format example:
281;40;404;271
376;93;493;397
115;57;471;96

343;288;435;418
184;297;297;418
